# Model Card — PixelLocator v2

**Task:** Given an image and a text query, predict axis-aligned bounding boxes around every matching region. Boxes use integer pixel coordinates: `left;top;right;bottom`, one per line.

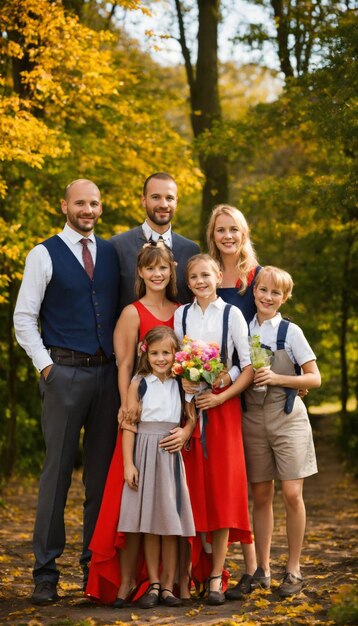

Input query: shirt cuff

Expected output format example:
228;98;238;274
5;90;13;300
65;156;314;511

228;366;239;382
33;349;54;373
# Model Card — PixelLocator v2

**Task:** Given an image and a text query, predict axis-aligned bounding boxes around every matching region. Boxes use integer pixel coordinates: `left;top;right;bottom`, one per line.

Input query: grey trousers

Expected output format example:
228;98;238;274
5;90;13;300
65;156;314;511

33;360;119;584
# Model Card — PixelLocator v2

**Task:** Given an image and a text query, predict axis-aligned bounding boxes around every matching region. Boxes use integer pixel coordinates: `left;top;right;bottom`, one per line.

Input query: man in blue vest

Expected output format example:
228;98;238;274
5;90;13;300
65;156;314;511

13;179;120;605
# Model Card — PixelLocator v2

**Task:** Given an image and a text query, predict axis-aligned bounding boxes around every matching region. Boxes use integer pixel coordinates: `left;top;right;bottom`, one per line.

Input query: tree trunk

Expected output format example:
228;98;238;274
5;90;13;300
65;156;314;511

0;284;18;477
271;0;294;78
175;0;228;246
339;235;354;415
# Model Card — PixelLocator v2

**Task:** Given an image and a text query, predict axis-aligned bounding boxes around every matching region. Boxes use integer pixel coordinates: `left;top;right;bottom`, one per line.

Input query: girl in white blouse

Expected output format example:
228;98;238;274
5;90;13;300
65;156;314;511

173;254;254;605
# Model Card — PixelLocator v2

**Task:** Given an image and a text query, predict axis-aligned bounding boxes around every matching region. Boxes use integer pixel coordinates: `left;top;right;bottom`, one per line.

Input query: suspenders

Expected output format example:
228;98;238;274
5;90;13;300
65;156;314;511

181;303;232;367
254;319;300;414
181;303;232;458
137;375;182;514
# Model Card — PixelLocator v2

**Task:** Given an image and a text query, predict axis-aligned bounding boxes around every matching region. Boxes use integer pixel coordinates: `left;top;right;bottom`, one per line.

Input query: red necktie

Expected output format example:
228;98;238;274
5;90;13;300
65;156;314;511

80;238;94;280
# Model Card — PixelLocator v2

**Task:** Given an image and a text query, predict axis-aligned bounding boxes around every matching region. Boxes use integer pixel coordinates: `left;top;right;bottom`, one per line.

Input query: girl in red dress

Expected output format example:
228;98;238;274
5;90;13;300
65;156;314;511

85;243;181;605
173;254;254;605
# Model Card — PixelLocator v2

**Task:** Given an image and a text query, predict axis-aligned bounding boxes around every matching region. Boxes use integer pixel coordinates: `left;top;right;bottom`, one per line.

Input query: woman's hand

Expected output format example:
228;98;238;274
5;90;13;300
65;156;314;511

126;402;140;425
212;371;231;390
124;463;139;490
159;427;188;453
117;405;126;426
195;390;223;411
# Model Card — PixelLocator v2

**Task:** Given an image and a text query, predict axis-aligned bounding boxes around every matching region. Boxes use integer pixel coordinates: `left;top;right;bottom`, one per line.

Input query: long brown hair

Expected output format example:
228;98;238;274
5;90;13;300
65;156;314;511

206;204;258;293
137;326;180;377
134;244;177;301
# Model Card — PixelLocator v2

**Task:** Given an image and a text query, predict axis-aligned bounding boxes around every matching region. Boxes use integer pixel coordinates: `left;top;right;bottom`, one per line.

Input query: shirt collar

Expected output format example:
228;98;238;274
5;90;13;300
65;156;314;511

192;296;224;310
63;223;96;245
146;373;170;384
251;312;282;329
142;221;172;247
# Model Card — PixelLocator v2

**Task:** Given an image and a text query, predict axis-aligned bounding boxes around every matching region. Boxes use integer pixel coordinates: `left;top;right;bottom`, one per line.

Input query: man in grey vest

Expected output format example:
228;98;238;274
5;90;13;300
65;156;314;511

13;179;120;605
110;172;200;312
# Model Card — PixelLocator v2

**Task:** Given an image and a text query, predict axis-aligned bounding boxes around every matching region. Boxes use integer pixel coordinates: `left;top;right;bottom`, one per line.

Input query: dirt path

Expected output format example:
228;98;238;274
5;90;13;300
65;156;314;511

0;412;357;626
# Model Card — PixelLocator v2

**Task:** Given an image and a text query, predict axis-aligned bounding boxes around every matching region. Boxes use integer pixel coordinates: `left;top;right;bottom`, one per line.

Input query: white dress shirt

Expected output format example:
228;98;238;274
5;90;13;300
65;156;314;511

140;375;181;423
13;224;96;373
174;297;251;375
142;220;172;248
249;313;316;366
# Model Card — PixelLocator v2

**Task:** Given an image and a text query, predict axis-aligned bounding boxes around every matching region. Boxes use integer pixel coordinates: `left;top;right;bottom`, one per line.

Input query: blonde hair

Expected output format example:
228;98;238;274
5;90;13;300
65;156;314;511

206;204;258;293
185;253;221;283
135;244;177;301
137;326;180;377
255;266;294;301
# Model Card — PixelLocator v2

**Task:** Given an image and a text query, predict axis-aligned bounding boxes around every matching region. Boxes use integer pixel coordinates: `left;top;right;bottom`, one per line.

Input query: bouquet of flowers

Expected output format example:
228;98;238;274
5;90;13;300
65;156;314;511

249;335;273;392
172;336;224;385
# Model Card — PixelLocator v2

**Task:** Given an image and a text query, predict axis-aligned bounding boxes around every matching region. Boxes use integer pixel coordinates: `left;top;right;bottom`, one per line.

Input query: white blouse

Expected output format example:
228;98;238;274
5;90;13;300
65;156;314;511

174;297;251;371
140;374;181;423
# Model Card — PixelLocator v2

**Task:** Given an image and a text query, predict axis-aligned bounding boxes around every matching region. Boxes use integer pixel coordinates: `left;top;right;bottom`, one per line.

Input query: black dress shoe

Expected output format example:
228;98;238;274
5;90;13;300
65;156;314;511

225;573;254;600
160;588;182;607
113;584;140;608
31;581;60;605
138;582;160;609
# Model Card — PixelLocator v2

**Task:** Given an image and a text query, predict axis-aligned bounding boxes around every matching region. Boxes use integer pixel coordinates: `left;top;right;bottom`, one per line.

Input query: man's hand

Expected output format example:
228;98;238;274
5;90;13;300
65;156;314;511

41;364;53;380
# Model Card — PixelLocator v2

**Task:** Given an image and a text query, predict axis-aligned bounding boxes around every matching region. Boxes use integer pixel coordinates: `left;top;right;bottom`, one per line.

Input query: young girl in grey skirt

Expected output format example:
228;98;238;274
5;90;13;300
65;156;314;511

118;326;196;608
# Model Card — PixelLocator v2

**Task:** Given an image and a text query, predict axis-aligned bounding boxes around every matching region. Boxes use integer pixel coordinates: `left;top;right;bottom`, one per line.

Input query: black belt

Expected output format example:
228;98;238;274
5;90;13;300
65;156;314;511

49;347;114;367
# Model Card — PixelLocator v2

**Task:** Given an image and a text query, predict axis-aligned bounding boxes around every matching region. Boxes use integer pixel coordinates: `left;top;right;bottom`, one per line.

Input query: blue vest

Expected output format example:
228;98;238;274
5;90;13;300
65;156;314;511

40;235;119;356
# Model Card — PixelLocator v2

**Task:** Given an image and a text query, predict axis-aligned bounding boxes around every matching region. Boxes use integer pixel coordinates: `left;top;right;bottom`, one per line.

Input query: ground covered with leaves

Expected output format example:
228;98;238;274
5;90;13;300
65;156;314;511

0;412;357;626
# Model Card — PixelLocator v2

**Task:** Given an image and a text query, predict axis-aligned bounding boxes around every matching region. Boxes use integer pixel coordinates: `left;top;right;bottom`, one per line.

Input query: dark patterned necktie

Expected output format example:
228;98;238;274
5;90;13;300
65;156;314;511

80;238;94;280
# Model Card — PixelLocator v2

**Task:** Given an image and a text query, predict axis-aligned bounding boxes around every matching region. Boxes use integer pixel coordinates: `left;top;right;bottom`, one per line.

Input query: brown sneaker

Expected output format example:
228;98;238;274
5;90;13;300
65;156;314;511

278;572;303;597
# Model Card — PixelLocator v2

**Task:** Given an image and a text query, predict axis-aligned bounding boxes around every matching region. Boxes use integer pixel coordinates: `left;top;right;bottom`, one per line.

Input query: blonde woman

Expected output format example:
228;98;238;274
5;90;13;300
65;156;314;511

207;204;260;325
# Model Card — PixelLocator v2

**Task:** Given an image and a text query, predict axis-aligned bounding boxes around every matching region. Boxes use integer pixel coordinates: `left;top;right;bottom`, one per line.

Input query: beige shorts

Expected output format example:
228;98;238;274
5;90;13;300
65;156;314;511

242;396;318;482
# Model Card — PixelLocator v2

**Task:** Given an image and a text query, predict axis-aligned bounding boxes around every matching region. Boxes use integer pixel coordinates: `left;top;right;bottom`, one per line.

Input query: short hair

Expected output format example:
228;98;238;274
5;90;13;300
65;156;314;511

134;244;177;301
64;179;100;202
185;253;221;283
142;172;177;196
255;265;294;301
137;326;180;377
206;204;258;293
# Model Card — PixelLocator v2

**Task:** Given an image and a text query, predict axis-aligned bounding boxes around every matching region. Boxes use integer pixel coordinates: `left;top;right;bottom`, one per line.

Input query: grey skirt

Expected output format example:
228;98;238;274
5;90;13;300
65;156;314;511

117;421;195;536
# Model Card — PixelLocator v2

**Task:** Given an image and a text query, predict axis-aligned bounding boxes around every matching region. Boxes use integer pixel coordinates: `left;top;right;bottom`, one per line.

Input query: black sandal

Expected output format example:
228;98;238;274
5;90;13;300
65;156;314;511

160;588;182;607
138;582;160;609
207;574;225;605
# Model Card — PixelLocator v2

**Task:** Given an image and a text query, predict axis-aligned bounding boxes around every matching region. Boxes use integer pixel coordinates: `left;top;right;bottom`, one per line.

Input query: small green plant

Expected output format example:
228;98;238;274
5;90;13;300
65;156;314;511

329;584;358;625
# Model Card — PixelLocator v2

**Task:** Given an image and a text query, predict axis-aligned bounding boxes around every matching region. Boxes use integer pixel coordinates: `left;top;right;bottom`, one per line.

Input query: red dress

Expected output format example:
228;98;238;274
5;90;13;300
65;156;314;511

85;301;176;604
182;393;252;583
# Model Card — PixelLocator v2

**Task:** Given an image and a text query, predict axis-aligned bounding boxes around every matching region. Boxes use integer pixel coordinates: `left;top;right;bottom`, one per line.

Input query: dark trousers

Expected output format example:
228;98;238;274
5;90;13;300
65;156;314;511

33;361;119;584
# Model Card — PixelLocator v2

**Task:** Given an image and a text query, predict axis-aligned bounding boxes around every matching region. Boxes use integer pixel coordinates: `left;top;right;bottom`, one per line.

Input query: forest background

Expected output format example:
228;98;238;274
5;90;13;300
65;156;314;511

0;0;357;480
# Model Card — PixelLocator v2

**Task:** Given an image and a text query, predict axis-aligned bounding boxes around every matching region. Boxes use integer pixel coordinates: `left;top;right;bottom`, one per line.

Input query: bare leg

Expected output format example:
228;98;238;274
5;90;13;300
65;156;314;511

160;536;179;598
178;537;192;599
252;481;274;576
118;532;141;599
240;541;257;575
282;479;305;576
143;533;161;590
209;528;229;591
